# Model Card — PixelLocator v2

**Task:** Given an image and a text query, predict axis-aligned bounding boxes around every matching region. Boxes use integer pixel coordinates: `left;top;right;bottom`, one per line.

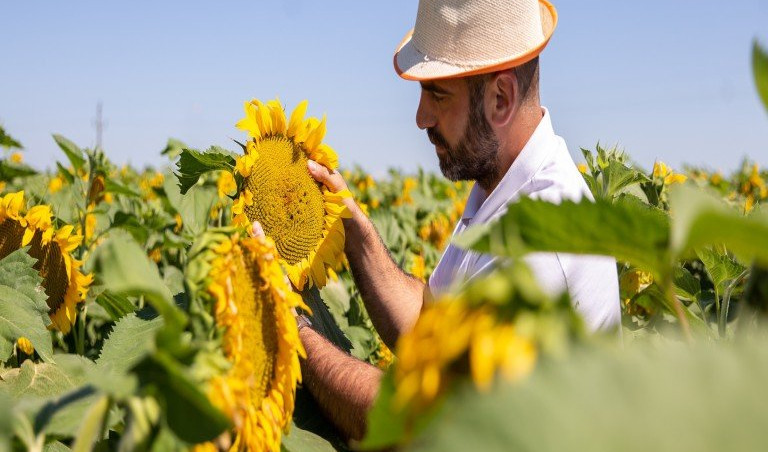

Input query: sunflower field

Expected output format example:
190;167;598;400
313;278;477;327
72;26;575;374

0;42;766;452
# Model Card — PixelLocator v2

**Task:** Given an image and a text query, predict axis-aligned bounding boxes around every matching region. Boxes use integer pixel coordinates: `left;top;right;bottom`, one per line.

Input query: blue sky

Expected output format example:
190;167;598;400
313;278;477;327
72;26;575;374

2;0;767;176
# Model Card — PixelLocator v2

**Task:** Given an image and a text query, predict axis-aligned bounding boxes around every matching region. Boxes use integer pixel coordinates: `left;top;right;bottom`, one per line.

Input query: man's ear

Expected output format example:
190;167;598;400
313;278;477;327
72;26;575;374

487;69;518;127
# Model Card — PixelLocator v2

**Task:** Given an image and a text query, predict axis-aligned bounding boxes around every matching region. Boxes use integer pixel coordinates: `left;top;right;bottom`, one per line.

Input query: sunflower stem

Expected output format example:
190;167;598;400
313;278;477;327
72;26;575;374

75;306;86;355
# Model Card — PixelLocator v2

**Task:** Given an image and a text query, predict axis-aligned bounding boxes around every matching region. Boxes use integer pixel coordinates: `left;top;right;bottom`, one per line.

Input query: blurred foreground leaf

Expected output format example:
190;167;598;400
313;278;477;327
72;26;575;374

457;195;669;276
406;340;768;452
754;39;768;113
89;231;186;330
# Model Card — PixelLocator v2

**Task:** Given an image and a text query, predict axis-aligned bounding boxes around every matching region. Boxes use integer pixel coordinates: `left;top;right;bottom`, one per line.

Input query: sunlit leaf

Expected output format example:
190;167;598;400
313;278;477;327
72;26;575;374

457;195;670;277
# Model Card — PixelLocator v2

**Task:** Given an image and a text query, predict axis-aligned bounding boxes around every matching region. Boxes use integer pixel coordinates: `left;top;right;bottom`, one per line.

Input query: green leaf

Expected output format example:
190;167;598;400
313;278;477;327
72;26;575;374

456;195;670;277
669;185;768;264
0;160;37;180
93;290;137;321
407;341;768;452
697;248;746;296
89;231;186;331
0;248;54;362
71;394;109;452
160;138;188;160
0;360;84;398
0;356;107;437
301;288;352;354
282;423;342;452
134;352;230;443
97;315;164;374
602;160;646;199
52;135;86;171
174;148;236;195
43;441;71;452
754;39;768;113
0;125;22;149
177;186;217;235
104;179;141;198
673;266;701;301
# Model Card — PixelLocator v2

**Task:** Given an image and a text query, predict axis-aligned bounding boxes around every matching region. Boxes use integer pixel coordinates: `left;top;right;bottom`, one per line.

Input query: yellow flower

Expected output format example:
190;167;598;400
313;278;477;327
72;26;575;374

395;177;418;205
0;181;5;193
217;171;237;198
410;255;426;282
394;299;536;413
232;98;352;290
16;337;34;355
374;340;395;370
48;176;64;194
84;213;97;241
710;172;723;186
0;191;91;334
745;195;756;213
174;213;183;233
104;192;113;204
577;163;588;174
10;152;23;164
749;164;765;190
652;161;687;185
195;233;307;452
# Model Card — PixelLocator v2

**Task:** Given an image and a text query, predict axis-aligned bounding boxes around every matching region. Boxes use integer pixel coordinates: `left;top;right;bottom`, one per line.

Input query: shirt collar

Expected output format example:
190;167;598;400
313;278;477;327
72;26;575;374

461;107;556;223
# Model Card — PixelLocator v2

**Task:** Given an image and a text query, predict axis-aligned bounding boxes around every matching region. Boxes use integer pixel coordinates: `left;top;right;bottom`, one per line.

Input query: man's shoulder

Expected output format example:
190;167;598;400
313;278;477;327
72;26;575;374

522;135;592;204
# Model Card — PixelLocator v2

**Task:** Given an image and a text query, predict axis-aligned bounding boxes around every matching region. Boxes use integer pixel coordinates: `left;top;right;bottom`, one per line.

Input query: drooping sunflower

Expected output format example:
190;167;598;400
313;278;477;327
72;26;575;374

0;191;92;333
231;98;352;290
193;232;307;452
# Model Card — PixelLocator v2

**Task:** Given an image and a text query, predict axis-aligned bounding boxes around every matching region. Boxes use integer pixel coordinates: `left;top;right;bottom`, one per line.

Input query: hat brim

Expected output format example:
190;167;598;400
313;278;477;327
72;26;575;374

394;0;557;81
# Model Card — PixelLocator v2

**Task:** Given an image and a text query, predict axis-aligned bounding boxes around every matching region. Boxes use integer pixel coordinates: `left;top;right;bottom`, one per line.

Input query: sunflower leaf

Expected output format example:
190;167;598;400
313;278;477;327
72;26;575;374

0;248;54;362
133;351;230;443
282;422;342;452
52;134;86;172
174;147;236;195
754;39;768;114
669;184;768;264
0;160;37;180
97;314;163;375
89;231;186;331
0;125;22;149
455;195;670;277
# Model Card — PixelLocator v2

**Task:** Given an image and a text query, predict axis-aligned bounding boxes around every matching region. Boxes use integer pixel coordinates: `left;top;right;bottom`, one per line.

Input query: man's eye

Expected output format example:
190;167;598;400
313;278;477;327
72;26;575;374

432;92;446;102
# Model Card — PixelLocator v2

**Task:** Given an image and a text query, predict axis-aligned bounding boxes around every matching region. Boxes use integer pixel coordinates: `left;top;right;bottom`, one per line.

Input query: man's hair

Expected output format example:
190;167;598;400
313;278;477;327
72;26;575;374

466;56;540;107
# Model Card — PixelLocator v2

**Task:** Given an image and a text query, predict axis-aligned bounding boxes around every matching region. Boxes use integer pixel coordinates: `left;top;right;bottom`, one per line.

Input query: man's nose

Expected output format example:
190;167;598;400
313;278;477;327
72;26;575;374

415;92;435;130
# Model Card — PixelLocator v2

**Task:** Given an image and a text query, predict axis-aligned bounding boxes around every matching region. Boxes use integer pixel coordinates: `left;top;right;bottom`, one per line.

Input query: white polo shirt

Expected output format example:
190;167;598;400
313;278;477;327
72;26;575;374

429;108;621;332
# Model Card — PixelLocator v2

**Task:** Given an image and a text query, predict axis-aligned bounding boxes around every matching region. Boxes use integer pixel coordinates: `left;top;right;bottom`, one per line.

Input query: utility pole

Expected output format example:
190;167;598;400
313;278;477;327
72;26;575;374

93;101;106;150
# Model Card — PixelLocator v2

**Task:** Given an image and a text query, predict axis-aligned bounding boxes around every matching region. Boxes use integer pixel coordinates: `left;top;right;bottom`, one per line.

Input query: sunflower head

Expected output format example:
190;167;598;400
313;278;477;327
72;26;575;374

0;191;92;334
394;297;537;414
231;98;352;290
191;230;307;452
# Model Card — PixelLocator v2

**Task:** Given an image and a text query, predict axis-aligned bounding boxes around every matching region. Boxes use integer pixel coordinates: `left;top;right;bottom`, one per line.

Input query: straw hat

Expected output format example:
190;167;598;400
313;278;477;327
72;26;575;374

394;0;558;81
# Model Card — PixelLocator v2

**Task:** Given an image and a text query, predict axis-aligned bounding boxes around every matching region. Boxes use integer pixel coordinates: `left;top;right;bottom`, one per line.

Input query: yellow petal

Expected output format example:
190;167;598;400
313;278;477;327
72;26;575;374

303;115;327;152
267;99;287;134
287;100;308;138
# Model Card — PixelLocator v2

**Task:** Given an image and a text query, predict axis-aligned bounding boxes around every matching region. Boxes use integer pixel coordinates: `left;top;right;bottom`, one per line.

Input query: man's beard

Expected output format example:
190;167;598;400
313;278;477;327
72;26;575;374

427;101;500;190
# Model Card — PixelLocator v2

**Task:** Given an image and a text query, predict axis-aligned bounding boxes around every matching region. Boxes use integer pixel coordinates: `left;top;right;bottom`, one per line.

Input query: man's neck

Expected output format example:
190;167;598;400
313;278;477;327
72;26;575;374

478;105;544;195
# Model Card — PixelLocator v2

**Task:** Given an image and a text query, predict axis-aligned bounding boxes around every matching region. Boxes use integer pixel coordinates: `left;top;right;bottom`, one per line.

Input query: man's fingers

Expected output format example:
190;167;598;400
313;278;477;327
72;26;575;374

307;159;331;184
251;221;265;238
307;159;348;193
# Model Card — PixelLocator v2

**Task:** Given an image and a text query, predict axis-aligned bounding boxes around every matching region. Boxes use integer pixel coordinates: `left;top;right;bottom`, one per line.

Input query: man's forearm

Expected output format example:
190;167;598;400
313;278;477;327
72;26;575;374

342;200;424;348
299;327;382;441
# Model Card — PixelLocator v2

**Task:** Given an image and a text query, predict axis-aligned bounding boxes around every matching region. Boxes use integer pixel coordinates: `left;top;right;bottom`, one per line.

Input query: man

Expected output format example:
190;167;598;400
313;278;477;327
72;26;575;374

256;0;620;441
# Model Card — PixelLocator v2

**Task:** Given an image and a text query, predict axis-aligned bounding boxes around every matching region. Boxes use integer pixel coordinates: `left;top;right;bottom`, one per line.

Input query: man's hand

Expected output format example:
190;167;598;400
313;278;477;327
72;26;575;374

307;159;349;193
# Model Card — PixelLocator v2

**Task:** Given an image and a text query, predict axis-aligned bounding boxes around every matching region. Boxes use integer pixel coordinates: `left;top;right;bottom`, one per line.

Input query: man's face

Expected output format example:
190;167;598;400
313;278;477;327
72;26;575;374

416;77;500;186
